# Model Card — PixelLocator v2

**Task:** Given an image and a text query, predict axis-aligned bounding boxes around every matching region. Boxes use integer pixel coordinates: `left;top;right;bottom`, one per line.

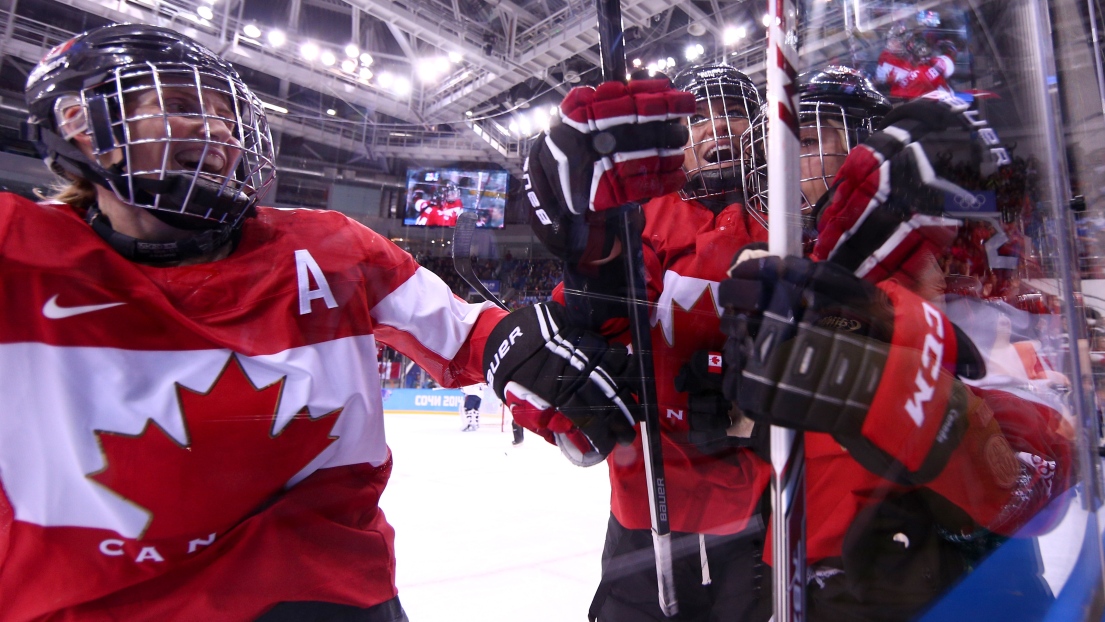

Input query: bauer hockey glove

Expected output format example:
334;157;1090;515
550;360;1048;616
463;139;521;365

525;78;693;217
719;254;986;485
483;302;638;466
813;90;1013;282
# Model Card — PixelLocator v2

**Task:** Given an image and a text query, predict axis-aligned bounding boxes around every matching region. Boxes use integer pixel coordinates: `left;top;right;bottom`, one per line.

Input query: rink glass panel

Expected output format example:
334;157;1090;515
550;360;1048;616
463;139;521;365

782;0;1105;618
390;0;1105;617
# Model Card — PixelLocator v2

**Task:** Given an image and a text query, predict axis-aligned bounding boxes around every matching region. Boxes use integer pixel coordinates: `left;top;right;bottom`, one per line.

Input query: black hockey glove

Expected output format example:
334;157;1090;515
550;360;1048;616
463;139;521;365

719;254;986;484
484;302;638;465
674;350;765;457
814;91;1015;281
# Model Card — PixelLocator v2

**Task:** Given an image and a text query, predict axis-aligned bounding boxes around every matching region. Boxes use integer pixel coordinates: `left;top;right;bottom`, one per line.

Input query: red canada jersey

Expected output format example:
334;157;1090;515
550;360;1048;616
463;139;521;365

877;49;955;99
0;195;505;620
414;200;463;227
606;193;773;535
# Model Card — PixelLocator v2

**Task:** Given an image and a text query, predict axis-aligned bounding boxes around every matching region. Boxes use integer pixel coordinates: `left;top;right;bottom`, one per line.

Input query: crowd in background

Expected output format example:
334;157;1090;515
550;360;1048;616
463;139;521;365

413;252;562;309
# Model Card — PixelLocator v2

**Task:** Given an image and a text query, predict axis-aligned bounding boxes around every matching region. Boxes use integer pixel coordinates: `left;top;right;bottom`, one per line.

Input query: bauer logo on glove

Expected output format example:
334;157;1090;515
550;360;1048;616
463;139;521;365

483;302;639;466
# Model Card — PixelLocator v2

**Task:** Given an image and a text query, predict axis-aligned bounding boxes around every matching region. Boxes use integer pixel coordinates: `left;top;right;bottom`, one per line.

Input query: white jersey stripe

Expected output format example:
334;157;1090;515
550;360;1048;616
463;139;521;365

369;266;492;362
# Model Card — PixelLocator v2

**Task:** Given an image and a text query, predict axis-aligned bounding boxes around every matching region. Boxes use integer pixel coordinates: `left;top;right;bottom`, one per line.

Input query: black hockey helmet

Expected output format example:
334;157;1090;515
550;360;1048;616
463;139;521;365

434;180;460;202
25;23;276;231
744;66;891;219
671;64;761;201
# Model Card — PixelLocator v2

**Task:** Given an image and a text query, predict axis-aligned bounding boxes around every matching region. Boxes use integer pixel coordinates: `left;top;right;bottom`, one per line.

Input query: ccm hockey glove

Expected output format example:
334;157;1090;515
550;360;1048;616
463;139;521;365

525;78;693;217
484;302;638;466
719;254;986;484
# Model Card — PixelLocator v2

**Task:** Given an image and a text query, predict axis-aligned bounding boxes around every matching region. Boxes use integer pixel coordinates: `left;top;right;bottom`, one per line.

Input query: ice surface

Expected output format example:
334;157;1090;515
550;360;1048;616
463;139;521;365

384;413;610;621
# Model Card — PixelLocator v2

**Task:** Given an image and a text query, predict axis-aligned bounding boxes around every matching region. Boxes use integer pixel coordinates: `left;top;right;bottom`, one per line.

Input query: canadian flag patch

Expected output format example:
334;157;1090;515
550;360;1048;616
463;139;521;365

707;352;723;373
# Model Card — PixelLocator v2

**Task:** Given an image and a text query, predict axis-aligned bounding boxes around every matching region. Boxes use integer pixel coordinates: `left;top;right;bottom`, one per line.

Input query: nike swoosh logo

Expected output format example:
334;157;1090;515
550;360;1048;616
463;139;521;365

42;294;126;319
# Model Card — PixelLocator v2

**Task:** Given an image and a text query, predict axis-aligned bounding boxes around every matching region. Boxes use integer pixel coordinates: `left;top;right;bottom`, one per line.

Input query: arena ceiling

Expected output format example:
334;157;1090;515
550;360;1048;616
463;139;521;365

0;0;786;178
0;0;913;183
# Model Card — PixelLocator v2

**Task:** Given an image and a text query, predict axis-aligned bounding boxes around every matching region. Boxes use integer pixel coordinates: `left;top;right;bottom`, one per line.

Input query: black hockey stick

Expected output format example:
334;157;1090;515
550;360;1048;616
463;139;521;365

765;0;807;619
590;0;677;614
452;210;509;311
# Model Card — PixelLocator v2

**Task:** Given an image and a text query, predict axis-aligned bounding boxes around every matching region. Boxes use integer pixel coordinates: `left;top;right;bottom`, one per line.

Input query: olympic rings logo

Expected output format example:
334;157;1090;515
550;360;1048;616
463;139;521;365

952;191;987;210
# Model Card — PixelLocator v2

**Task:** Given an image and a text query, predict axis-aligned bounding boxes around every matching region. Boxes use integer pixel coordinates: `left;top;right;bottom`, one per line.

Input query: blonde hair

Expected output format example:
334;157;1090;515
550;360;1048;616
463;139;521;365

34;175;97;209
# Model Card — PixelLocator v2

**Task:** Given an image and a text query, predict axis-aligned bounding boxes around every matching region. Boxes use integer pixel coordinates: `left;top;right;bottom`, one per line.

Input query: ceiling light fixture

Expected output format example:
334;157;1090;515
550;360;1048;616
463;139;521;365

345;43;359;58
300;42;319;61
267;29;286;47
242;24;261;39
196;6;214;20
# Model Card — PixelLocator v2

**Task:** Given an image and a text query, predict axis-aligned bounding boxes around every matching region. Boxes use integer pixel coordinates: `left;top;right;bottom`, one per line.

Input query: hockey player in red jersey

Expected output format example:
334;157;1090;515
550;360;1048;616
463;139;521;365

720;90;1073;619
414;181;464;227
876;27;957;100
487;65;777;621
743;66;893;243
1;24;510;621
483;63;1073;620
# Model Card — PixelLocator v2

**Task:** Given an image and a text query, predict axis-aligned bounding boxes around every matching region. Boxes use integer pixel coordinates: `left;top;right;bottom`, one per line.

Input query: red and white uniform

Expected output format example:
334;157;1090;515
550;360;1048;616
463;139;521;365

607;193;773;535
876;49;955;99
0;194;505;621
607;194;1071;563
414;199;463;227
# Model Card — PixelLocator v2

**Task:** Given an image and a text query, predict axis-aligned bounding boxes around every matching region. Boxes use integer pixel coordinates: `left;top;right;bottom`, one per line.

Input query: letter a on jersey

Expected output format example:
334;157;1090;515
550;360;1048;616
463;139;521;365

295;249;338;315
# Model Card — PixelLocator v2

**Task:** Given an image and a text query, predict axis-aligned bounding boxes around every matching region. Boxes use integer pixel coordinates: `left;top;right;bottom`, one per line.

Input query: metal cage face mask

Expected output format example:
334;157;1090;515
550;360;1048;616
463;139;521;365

677;76;760;201
743;100;873;218
70;61;276;227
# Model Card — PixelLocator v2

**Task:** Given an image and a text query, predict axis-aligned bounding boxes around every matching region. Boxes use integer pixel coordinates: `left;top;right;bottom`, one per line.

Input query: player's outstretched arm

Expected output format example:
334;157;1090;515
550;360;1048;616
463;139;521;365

483;302;638;466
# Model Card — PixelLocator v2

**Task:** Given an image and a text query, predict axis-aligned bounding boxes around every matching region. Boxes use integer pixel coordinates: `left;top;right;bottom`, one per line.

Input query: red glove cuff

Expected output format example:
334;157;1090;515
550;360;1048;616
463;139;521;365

504;391;592;455
863;280;960;472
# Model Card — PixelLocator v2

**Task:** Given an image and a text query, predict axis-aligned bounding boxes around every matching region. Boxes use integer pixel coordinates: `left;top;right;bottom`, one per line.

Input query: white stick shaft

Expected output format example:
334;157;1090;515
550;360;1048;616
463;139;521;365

765;0;806;620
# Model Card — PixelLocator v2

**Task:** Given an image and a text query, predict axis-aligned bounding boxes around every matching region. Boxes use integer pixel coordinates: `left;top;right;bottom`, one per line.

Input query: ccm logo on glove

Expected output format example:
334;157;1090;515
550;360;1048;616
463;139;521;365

905;302;946;427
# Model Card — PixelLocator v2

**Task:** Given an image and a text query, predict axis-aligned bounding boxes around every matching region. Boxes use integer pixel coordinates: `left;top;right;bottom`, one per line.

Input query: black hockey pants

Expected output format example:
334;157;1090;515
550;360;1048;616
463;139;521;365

257;596;408;622
588;514;771;622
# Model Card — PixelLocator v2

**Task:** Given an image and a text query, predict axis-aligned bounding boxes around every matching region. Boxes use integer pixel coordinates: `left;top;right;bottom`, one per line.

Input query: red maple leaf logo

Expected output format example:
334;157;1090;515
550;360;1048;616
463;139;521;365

89;356;340;540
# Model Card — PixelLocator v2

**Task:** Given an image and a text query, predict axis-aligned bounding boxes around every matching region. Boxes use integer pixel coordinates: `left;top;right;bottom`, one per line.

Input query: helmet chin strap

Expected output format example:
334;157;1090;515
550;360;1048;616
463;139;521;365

684;165;743;198
86;204;236;264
